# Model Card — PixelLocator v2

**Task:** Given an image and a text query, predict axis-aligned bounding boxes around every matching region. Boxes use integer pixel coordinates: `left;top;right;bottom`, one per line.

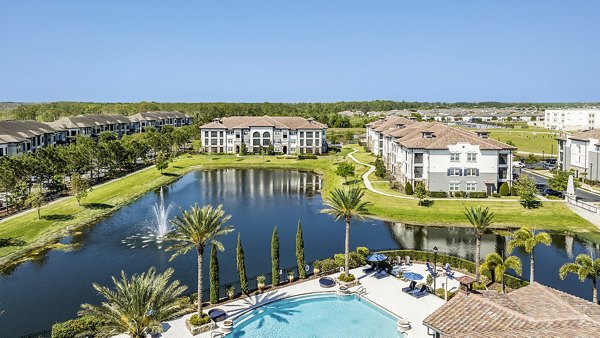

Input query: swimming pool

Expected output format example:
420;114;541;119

230;293;403;337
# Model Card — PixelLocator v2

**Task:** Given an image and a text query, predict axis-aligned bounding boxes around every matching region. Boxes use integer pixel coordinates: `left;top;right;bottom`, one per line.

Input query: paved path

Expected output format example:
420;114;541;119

347;149;559;203
567;205;600;230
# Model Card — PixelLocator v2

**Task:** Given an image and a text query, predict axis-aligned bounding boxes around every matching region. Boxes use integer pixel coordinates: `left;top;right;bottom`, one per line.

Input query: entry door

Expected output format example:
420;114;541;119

486;184;494;196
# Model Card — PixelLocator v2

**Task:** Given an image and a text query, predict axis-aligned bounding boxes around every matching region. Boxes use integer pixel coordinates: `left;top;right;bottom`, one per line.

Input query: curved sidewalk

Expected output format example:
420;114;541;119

346;149;558;203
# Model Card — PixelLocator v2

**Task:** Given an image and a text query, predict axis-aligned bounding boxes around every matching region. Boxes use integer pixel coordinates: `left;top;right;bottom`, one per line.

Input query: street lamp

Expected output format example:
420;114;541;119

433;246;438;293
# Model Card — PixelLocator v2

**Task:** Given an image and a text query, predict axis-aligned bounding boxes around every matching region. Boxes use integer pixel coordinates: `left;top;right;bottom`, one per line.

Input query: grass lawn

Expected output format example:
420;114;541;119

2;145;599;267
487;129;559;154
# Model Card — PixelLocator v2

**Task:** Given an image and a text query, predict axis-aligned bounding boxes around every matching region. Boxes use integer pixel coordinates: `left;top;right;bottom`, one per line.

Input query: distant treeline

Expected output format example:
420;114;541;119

4;101;598;128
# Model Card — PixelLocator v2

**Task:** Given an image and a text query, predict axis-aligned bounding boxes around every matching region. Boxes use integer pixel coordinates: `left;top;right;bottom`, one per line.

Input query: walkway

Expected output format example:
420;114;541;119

346;149;557;203
119;265;454;338
567;205;600;230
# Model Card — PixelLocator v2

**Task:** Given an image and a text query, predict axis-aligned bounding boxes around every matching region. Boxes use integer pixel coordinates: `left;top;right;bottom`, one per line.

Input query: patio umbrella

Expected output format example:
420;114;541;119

402;272;424;281
366;253;388;262
567;174;575;196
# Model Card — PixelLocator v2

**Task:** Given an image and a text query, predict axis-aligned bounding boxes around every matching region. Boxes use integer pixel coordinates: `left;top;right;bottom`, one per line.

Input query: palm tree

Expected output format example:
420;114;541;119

480;252;522;293
464;206;495;282
166;204;234;317
559;254;600;304
508;228;551;283
322;187;370;277
79;267;189;338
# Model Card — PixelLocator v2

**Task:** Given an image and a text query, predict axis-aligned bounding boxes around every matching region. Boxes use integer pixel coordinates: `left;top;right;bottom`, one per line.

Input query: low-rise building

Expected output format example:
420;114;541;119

50;114;133;140
0;120;65;157
556;129;600;181
545;108;600;130
367;117;515;195
129;111;193;132
199;116;327;154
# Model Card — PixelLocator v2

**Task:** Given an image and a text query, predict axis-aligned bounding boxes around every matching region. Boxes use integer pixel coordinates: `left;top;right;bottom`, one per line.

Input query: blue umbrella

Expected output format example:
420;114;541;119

366;253;388;262
403;272;424;281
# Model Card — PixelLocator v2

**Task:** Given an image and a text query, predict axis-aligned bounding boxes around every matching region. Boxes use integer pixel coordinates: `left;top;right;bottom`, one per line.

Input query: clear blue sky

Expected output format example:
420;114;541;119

1;0;599;103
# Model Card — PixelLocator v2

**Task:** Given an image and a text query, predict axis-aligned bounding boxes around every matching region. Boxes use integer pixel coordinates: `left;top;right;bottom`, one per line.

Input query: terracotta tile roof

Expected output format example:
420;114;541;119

200;116;327;130
424;283;600;338
370;116;414;134
0;120;62;143
385;122;515;150
568;129;600;141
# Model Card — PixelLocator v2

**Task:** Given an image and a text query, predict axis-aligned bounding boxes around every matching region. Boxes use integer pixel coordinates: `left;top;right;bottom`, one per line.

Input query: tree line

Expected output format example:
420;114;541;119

0;125;197;215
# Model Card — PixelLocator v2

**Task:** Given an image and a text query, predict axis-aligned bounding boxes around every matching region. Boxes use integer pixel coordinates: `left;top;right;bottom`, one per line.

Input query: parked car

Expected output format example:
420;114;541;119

543;162;556;171
545;158;557;165
541;187;564;198
513;162;525;168
535;183;546;193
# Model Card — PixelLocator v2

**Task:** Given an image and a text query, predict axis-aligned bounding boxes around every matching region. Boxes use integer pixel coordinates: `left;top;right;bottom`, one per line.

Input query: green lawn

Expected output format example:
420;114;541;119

1;145;599;268
487;129;559;154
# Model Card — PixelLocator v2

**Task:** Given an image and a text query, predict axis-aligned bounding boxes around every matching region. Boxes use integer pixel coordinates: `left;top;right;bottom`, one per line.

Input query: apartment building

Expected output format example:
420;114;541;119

50;114;134;140
0;120;65;157
200;116;327;154
545;109;600;131
556;129;600;181
366;117;515;195
129;111;193;133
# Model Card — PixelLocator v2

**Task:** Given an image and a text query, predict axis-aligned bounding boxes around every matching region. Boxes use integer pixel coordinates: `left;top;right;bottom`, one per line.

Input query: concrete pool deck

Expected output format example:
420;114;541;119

130;263;464;338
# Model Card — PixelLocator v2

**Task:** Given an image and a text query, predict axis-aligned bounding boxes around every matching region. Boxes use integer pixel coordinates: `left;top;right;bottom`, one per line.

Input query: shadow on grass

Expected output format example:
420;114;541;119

0;237;26;248
418;199;435;207
83;203;114;210
161;172;179;177
41;214;75;221
521;200;542;209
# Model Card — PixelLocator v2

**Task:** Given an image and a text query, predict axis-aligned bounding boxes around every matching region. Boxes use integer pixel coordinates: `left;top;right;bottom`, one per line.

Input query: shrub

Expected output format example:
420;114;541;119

452;191;467;198
434;288;457;301
468;192;488;198
51;316;104;338
356;246;369;258
209;245;219;304
499;182;510;196
492;193;501;198
428;191;447;198
189;314;211;326
298;154;318;160
334;252;365;269
338;273;356;283
405;182;413;195
318;258;338;273
510;185;518;196
472;282;487;291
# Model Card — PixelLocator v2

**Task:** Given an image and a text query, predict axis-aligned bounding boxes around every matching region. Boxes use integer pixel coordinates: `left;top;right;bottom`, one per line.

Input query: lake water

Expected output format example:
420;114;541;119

0;169;598;337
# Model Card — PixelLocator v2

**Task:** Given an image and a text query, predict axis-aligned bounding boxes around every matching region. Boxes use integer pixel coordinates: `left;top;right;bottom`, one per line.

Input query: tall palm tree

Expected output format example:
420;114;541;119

559;254;600;304
480;252;522;293
166;204;234;317
464;206;495;282
79;267;189;338
508;228;551;283
322;187;371;278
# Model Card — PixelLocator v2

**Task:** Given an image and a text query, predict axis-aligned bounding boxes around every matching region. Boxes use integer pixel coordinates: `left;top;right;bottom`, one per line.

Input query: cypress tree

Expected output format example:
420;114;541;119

296;220;306;279
271;226;280;286
236;233;249;294
209;244;219;304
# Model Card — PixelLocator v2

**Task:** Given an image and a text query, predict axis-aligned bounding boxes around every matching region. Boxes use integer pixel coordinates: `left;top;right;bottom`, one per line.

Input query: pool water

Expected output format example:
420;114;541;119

230;294;403;338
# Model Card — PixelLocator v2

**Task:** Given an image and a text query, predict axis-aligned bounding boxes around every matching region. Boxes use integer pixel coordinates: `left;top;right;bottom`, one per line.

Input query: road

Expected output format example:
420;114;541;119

519;168;600;203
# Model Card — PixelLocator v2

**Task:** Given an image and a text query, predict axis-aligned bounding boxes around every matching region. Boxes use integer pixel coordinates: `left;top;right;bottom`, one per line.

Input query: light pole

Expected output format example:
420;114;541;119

433;246;438;293
591;164;594;182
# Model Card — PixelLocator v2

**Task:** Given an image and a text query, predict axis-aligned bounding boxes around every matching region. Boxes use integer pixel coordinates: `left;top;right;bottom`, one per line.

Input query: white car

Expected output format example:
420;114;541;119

513;162;525;168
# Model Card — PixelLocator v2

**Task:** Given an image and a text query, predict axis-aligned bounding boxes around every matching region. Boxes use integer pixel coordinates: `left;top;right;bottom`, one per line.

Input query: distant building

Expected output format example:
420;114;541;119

0;120;65;157
545;108;600;130
556;129;600;181
424;282;600;337
199;116;327;154
50;114;133;140
366;117;515;195
129;111;193;133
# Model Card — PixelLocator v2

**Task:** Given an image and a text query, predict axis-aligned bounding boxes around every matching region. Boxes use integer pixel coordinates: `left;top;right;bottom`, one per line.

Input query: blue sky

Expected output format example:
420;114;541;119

1;0;599;102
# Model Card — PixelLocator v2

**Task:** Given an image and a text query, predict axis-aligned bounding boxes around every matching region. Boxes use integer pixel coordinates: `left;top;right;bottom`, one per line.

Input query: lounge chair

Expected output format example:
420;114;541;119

426;262;434;271
396;256;403;265
443;263;451;271
410;285;429;298
404;256;412;266
402;281;416;293
373;269;388;279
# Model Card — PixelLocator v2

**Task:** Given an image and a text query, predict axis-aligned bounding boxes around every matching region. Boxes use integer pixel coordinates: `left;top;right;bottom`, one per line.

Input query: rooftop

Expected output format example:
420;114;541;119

200;116;327;130
0;120;62;143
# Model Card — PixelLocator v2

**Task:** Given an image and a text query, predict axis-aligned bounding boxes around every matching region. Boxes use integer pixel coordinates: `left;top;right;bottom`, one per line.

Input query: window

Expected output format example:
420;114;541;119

300;132;304;137
253;138;260;146
300;140;304;146
211;131;217;137
306;139;313;146
465;168;477;176
414;153;423;164
219;131;224;137
414;167;423;178
449;168;461;176
466;183;477;191
450;153;460;162
306;132;313;138
210;139;218;146
449;183;460;191
467;153;477;162
235;133;240;139
263;132;270;139
253;132;260;138
283;133;288;139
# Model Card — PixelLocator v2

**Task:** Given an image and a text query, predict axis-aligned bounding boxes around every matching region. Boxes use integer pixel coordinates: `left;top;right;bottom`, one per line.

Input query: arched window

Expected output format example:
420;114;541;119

252;131;261;146
262;132;270;138
253;132;260;137
262;132;271;146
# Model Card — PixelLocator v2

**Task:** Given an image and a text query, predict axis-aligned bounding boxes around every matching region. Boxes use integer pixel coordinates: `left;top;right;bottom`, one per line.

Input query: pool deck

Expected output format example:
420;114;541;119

129;263;463;338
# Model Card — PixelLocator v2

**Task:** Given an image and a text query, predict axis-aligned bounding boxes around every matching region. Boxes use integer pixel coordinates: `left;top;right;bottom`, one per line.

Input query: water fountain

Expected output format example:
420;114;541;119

121;186;173;249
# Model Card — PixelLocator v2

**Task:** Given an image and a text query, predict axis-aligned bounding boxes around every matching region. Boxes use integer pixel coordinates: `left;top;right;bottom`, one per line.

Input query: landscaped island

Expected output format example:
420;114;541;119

1;146;597;270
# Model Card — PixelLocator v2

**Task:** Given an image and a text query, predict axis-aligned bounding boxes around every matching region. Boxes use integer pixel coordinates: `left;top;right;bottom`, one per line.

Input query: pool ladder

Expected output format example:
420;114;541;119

354;286;368;296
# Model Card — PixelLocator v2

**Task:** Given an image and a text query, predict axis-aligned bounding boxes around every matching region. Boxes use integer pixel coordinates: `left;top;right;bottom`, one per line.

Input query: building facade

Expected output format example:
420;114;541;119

199;116;327;154
556;129;600;181
544;108;600;130
0;120;65;157
366;117;515;195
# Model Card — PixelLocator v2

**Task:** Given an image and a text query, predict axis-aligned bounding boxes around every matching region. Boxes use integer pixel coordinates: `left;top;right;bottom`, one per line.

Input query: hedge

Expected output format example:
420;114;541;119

51;316;103;338
376;249;528;290
298;154;318;160
468;192;488;198
428;191;448;198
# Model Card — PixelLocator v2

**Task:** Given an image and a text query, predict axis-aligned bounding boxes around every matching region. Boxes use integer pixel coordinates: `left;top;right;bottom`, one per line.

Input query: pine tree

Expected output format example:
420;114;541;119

296;220;306;279
271;226;280;286
236;233;249;294
209;244;219;304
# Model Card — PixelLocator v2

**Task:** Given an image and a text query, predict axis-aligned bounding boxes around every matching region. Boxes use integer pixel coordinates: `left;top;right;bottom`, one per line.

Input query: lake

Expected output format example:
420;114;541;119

0;169;598;337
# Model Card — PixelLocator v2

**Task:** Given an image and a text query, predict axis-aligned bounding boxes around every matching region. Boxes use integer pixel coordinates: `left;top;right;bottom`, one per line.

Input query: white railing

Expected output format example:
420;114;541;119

566;195;599;214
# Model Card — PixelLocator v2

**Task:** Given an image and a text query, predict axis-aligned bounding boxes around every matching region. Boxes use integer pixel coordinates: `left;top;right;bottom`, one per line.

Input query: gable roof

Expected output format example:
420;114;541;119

423;282;600;338
50;114;131;129
0;120;62;144
200;116;327;130
568;129;600;142
129;111;191;122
